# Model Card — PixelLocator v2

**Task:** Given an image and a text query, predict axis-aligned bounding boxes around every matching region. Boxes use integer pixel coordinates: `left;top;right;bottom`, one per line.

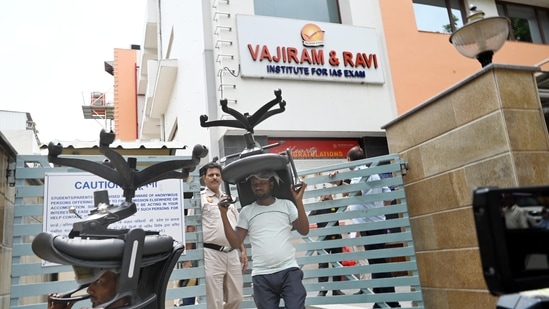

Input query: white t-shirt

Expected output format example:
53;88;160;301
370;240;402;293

347;165;389;224
237;198;299;276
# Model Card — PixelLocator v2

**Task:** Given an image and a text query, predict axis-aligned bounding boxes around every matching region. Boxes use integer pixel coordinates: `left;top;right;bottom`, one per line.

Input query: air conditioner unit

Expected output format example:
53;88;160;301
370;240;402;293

91;92;105;106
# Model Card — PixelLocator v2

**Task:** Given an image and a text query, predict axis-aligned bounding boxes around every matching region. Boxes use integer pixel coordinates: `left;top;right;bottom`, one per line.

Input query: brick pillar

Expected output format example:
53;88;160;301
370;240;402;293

383;65;549;308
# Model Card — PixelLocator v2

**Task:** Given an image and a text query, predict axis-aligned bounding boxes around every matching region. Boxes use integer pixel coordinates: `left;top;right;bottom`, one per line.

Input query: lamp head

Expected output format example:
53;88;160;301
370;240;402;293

449;5;511;67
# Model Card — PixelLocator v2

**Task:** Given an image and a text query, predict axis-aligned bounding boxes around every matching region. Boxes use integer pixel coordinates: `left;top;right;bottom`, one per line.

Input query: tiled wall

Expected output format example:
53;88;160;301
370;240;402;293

384;65;549;308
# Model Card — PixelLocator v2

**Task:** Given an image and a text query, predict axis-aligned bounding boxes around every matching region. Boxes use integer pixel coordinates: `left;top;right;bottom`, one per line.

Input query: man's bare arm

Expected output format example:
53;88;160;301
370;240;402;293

239;243;248;272
218;204;247;248
291;182;309;235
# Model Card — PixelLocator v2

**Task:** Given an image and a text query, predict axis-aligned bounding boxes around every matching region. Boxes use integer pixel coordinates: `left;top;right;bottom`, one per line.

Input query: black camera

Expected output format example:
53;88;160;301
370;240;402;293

473;186;549;308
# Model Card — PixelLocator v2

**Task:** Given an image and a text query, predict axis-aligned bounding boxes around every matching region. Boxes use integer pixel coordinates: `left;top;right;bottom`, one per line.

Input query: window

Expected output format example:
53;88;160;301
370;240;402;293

413;0;466;33
497;2;549;44
413;0;549;45
253;0;340;23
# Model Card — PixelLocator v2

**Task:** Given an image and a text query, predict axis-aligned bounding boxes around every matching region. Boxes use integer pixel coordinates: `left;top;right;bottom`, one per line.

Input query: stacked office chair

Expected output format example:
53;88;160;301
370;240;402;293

32;129;208;309
200;88;302;207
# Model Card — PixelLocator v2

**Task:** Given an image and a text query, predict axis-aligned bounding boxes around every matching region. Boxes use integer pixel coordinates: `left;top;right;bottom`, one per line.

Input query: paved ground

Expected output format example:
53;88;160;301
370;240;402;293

241;287;413;309
304;286;413;309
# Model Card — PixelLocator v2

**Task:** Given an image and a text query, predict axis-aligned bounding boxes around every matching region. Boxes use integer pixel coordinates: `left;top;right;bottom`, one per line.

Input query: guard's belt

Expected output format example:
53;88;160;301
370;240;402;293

204;243;233;252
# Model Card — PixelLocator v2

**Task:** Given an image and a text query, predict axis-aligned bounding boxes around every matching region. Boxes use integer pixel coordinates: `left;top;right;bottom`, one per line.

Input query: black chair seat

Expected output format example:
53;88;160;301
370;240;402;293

222;153;289;183
222;153;296;207
32;232;175;268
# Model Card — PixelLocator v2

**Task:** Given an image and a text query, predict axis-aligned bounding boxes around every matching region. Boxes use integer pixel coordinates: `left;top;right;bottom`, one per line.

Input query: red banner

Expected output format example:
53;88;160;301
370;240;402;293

267;139;359;159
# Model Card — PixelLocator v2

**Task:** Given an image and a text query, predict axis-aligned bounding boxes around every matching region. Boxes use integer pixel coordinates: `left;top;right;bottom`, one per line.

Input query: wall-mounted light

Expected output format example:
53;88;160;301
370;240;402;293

449;6;511;67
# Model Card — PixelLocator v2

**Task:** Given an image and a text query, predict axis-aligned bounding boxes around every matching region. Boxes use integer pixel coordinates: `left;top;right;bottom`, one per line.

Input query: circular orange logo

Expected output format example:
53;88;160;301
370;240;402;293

301;23;324;46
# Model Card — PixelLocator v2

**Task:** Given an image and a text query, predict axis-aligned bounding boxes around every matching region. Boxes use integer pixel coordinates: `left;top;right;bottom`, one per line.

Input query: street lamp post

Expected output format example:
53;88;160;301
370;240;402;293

449;6;511;67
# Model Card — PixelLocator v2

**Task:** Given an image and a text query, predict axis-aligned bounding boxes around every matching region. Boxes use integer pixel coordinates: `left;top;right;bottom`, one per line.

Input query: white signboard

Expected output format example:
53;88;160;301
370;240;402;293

237;14;385;84
43;172;186;243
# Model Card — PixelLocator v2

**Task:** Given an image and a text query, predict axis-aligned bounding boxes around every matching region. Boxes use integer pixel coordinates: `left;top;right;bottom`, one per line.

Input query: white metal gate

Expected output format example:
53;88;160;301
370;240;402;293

10;153;423;308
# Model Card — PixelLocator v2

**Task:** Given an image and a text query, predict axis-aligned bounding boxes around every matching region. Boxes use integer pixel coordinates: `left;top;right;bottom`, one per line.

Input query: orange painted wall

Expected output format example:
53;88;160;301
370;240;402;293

380;0;549;115
114;48;138;141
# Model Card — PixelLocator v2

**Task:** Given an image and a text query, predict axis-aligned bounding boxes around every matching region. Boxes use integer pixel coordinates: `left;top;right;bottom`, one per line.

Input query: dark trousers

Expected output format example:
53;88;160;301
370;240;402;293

361;229;400;308
318;235;343;284
178;279;196;306
252;267;306;309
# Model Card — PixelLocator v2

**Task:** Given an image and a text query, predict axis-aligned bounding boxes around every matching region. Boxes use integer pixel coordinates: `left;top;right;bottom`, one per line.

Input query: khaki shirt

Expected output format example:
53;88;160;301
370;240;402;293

200;188;239;247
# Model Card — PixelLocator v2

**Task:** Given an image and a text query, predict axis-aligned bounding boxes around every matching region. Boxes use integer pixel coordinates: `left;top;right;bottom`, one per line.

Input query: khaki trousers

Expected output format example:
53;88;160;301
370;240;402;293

204;247;243;309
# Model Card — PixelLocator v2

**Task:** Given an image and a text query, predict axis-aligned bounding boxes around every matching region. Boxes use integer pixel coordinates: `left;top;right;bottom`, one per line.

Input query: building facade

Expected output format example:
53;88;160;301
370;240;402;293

0;111;43;308
0;133;17;309
135;0;549;167
0;111;41;154
84;47;140;141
